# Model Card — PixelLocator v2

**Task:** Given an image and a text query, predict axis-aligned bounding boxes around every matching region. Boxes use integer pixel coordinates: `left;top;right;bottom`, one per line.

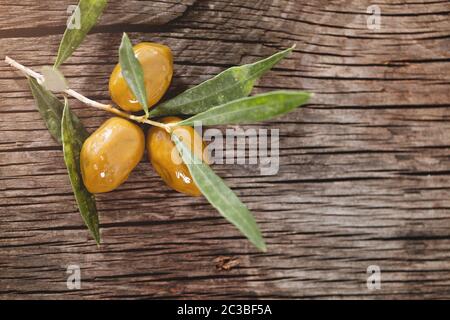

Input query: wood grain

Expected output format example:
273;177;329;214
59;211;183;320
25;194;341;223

1;0;450;299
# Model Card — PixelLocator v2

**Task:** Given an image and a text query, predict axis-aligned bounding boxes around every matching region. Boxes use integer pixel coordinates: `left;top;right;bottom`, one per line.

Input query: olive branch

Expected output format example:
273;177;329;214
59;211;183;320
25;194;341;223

4;0;312;251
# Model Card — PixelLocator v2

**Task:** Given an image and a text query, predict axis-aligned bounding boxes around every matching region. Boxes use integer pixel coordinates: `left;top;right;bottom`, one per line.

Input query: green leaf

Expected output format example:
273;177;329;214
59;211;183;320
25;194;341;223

61;98;100;245
149;46;294;117
119;32;150;117
28;77;85;144
177;90;311;127
171;134;266;252
54;0;108;67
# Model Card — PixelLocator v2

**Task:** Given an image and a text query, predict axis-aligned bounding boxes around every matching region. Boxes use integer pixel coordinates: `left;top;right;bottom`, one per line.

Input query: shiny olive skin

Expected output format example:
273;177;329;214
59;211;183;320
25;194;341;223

81;117;145;193
109;42;173;112
147;117;207;197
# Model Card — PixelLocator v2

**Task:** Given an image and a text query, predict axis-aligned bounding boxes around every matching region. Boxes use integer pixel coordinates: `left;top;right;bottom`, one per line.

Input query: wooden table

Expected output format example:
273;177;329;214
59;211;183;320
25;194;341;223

1;0;449;299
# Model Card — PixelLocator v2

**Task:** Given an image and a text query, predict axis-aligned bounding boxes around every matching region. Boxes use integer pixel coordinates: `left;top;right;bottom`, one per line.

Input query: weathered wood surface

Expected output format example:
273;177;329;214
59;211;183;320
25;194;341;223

1;0;450;299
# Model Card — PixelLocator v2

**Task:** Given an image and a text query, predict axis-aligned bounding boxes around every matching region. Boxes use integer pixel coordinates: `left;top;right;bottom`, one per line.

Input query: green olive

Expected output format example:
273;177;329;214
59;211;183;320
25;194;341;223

147;117;208;197
109;42;173;112
80;117;145;193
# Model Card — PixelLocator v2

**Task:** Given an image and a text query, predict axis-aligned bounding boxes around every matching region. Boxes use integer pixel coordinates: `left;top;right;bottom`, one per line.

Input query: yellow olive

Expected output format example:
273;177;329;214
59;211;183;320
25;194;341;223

109;42;173;112
147;117;208;197
81;117;145;193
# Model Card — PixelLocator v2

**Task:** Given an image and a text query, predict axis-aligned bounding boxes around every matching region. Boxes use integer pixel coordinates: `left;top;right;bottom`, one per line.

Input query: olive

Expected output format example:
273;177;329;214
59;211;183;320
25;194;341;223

109;42;173;112
80;117;145;193
147;117;208;197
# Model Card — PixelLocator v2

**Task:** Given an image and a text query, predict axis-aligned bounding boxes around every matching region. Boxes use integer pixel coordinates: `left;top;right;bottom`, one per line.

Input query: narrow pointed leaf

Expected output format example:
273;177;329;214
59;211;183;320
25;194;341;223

119;32;150;116
54;0;108;67
28;77;85;144
149;46;295;117
177;90;311;127
172;134;266;251
61;99;100;245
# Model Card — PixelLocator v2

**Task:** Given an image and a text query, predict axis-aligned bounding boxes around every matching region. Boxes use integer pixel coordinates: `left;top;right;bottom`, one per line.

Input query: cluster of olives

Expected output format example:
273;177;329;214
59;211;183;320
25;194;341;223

80;42;207;196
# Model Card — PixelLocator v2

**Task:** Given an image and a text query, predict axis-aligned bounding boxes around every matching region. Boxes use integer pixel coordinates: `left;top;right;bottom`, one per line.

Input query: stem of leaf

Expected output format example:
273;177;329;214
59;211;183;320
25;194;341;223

4;56;170;132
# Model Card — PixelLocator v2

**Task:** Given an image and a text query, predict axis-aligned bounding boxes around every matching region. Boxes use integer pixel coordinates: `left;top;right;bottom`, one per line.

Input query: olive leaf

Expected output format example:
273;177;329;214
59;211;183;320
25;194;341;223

61;98;100;245
54;0;108;67
28;77;85;144
149;46;295;117
177;90;311;127
171;134;266;252
119;32;150;117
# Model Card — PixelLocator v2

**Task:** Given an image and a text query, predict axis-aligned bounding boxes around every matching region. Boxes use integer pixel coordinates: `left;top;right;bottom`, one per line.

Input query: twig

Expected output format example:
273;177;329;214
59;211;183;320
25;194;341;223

4;56;171;132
